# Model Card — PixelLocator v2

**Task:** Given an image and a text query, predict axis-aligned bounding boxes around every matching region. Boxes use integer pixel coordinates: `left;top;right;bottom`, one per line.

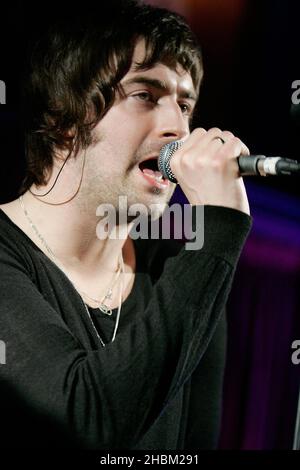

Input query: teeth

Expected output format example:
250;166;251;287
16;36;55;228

148;174;163;181
142;168;164;181
154;171;163;180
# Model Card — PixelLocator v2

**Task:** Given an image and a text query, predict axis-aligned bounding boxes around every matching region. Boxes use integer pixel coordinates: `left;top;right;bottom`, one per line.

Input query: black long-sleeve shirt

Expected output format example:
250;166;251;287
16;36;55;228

0;205;251;449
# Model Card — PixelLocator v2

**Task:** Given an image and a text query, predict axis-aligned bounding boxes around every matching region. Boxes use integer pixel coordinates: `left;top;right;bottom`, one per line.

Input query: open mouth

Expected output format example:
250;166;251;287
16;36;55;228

138;157;165;181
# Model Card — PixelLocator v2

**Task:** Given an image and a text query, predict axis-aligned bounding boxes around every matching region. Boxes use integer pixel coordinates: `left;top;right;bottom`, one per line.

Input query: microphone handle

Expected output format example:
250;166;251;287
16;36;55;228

238;155;300;176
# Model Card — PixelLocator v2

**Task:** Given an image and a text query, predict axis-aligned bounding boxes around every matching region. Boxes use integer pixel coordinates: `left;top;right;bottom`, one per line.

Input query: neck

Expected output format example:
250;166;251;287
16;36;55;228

20;190;135;274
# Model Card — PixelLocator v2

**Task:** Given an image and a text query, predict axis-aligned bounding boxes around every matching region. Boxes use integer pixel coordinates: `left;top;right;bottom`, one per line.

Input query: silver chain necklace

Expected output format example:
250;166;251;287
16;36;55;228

19;195;124;346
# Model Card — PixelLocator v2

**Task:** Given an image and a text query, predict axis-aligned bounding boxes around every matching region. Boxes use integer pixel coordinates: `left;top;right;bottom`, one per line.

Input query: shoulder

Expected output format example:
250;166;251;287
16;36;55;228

0;205;35;276
0;200;27;231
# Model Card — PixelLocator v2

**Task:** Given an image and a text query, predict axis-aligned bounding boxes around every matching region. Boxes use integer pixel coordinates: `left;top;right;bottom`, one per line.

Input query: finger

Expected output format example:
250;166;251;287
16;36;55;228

240;143;250;156
187;127;223;148
221;130;234;141
199;130;233;155
206;136;227;153
215;131;250;157
217;136;247;161
222;131;250;156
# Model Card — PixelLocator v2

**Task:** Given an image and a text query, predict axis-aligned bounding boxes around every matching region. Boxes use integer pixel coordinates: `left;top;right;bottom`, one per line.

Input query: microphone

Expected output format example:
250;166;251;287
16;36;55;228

158;140;300;182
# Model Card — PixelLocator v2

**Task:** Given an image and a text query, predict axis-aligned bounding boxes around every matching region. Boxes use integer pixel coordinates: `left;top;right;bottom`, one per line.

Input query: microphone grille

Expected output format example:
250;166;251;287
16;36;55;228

158;140;183;183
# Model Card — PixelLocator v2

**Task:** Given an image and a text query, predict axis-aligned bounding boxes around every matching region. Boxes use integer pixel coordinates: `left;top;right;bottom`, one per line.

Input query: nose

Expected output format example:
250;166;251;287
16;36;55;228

152;100;190;144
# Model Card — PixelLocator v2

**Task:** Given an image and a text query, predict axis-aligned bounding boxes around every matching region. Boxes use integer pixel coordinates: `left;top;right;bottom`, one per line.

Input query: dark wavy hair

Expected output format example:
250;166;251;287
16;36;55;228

19;0;203;194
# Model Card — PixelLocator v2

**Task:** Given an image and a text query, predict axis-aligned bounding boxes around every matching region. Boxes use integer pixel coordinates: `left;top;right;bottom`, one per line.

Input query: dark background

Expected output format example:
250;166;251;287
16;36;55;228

0;0;300;450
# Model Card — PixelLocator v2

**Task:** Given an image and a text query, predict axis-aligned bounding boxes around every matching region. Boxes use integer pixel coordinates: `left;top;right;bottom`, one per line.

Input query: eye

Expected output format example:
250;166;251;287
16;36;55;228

132;91;154;102
179;102;192;115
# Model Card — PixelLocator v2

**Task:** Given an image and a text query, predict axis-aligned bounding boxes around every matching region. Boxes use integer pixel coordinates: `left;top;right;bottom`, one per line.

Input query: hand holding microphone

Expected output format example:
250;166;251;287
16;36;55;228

159;128;251;215
158;128;300;215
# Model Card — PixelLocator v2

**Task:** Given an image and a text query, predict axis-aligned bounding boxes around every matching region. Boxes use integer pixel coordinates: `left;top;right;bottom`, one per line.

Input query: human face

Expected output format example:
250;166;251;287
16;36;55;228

79;39;198;220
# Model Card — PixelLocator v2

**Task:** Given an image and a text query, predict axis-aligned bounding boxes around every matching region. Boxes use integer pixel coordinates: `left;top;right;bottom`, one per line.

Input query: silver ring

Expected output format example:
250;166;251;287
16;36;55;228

213;136;225;144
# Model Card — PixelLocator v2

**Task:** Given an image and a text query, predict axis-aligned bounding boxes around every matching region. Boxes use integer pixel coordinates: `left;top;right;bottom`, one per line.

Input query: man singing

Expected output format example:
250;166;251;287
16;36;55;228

0;0;251;449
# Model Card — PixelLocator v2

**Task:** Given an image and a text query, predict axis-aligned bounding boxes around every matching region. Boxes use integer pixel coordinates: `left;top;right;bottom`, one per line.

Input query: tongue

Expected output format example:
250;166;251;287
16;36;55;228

142;168;164;179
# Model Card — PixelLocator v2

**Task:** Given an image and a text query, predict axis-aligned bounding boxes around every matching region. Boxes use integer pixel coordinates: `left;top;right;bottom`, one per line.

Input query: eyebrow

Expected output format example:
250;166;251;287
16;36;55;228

121;76;198;102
